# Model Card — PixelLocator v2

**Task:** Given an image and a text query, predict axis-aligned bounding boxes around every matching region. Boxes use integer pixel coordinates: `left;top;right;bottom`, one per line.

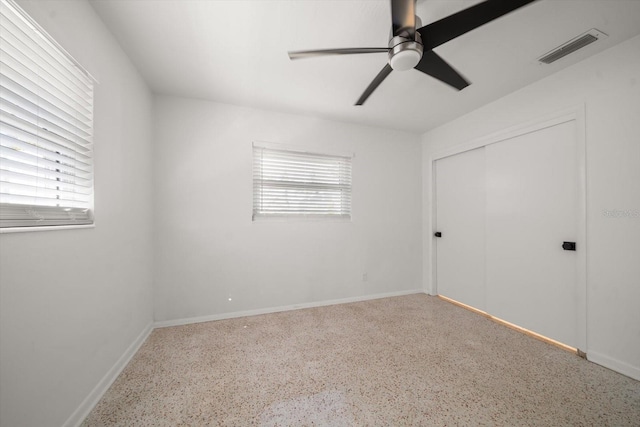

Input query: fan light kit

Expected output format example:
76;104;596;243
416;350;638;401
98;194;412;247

288;0;538;105
390;49;421;70
389;35;423;71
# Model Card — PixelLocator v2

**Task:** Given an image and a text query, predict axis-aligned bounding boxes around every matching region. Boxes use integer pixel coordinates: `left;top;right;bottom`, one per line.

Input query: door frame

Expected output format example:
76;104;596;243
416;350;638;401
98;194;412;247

425;105;587;352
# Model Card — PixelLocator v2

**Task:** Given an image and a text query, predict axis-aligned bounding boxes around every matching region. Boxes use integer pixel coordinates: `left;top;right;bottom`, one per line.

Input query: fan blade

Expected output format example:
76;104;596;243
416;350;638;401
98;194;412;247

356;64;393;106
391;0;416;38
417;0;537;50
414;50;470;91
288;48;388;60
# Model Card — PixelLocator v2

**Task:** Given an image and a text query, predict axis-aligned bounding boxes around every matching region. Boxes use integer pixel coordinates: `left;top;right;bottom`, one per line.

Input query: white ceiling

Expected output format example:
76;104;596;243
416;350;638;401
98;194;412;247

90;0;640;133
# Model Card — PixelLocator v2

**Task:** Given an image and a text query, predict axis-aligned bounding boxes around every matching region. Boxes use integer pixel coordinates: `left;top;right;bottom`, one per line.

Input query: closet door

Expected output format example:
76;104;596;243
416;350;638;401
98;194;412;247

485;120;579;347
435;147;486;311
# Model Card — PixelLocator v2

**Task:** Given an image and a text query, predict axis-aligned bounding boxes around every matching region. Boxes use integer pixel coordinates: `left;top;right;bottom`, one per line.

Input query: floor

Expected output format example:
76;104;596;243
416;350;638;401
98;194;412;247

82;294;640;426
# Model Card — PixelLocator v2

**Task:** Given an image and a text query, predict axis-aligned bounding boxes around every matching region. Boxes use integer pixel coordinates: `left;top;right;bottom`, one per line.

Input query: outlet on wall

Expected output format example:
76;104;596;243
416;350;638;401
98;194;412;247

362;273;368;282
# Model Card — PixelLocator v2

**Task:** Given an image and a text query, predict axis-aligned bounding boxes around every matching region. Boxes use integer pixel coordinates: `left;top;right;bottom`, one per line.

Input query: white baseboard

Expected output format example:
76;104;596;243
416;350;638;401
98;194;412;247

62;322;154;427
154;289;425;328
587;350;640;381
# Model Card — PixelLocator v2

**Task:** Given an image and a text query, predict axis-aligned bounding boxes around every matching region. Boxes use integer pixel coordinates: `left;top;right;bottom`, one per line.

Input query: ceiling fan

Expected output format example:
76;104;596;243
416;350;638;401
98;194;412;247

288;0;537;105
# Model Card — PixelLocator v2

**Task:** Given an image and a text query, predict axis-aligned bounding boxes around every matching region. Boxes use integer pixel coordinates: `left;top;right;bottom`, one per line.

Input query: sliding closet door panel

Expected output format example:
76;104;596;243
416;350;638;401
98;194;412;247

485;121;578;347
435;147;486;310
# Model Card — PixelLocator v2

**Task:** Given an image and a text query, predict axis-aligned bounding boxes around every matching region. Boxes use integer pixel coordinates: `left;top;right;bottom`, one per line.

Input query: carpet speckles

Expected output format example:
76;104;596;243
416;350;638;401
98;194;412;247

82;295;640;426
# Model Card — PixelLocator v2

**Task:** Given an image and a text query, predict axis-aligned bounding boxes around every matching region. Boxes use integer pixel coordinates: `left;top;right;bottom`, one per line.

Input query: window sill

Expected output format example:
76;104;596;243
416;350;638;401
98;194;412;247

252;215;352;223
0;224;95;234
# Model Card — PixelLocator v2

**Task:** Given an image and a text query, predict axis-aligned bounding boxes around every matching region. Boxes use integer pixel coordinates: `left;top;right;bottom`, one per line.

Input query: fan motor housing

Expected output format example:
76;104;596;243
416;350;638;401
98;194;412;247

388;34;423;71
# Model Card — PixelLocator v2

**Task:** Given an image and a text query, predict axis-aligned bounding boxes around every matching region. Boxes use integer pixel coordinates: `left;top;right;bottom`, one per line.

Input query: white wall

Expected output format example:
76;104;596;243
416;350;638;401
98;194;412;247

153;96;422;322
422;35;640;379
0;1;154;426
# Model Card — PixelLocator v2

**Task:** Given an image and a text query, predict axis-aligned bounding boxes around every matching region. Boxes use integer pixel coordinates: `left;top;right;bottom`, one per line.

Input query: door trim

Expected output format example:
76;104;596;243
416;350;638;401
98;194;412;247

425;104;587;352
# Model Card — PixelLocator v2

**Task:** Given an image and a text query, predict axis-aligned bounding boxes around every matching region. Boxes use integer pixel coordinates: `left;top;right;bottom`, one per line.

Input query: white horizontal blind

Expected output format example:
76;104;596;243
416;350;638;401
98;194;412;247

253;144;352;219
0;0;94;228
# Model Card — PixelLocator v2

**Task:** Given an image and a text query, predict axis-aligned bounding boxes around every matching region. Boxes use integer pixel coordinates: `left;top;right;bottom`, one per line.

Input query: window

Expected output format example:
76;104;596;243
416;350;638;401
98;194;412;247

0;0;94;229
253;143;352;219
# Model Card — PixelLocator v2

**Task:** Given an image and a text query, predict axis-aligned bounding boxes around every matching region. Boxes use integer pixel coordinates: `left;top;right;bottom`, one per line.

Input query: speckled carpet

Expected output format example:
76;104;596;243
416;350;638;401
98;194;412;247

82;294;640;426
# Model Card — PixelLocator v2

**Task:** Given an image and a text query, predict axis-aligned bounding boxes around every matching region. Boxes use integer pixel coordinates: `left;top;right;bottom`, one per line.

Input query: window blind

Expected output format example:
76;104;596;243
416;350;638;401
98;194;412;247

0;0;94;228
253;143;352;219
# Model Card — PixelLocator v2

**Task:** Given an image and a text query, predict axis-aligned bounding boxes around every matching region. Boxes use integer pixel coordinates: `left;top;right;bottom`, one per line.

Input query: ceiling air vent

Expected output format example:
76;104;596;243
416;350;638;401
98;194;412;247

538;29;608;64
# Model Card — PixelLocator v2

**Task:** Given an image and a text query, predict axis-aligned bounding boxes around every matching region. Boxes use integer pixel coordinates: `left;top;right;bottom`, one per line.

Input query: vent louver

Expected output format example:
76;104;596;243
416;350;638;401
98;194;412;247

538;29;607;64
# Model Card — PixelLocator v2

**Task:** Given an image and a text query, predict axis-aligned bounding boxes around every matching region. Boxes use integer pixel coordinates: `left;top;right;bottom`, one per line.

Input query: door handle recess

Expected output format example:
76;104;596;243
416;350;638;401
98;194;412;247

562;241;576;251
434;232;442;238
